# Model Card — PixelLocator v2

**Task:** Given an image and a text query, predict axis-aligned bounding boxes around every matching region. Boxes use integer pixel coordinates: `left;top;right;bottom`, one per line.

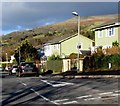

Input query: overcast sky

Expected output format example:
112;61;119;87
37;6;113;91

1;2;119;35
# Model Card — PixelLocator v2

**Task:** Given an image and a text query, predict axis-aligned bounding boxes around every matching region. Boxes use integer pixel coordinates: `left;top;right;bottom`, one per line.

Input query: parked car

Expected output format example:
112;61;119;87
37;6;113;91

9;65;18;75
0;67;5;72
16;62;39;77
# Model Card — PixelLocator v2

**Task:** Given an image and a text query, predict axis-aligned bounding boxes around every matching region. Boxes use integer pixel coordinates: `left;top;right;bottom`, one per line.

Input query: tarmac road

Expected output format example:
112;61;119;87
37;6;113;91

1;74;120;106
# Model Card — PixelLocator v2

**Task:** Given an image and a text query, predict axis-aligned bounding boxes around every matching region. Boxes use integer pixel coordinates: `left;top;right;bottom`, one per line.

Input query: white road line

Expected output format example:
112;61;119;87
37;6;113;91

30;88;35;92
18;80;58;105
41;79;74;87
111;93;120;96
63;101;78;104
114;90;120;93
52;83;73;87
84;97;101;101
17;80;27;86
50;80;74;85
41;80;53;86
15;89;23;93
53;99;69;102
76;95;92;99
30;88;58;105
98;92;113;95
22;83;27;86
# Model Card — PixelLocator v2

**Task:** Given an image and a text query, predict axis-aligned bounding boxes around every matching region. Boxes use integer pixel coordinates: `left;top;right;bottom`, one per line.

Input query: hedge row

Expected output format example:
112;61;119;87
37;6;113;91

83;54;120;71
47;60;63;73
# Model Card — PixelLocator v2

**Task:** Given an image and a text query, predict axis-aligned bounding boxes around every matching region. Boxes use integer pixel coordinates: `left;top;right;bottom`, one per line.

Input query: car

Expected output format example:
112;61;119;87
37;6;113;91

16;62;39;77
8;65;18;75
0;67;5;72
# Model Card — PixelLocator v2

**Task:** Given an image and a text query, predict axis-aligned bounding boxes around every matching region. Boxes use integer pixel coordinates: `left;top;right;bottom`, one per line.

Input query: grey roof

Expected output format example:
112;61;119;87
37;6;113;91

44;33;94;46
45;34;77;45
92;19;120;30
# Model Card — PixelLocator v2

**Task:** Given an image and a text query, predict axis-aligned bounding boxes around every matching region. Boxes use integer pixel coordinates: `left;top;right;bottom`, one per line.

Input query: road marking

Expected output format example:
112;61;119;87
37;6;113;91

15;89;23;93
30;88;35;92
30;88;58;105
76;95;92;99
114;90;120;93
18;80;58;105
41;79;74;87
17;80;27;86
53;99;69;102
52;83;73;87
111;93;120;96
41;80;53;86
50;80;74;85
22;83;27;86
98;92;113;95
84;97;101;101
63;101;78;104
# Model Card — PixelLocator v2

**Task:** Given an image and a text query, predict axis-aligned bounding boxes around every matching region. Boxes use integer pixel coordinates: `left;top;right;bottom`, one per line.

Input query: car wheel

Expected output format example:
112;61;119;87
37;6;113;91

36;74;39;77
16;72;18;77
18;71;21;77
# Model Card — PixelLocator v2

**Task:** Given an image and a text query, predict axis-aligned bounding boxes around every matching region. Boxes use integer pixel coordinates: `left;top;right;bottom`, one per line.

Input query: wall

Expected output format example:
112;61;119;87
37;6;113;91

95;26;119;48
61;35;93;56
44;44;60;57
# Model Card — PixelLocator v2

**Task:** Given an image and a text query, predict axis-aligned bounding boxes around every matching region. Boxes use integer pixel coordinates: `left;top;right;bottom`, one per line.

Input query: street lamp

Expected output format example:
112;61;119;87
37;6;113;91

72;11;81;72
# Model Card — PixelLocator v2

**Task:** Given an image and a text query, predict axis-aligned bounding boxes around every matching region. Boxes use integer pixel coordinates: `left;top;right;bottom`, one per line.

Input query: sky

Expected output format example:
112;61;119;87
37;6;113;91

1;1;119;35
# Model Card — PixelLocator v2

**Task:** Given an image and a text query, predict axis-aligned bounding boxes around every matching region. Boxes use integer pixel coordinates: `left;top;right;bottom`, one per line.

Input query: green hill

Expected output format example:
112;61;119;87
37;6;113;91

1;14;118;60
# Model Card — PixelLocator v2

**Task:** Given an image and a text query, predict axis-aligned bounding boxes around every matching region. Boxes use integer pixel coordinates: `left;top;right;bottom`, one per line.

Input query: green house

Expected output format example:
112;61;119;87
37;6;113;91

44;33;94;58
93;22;120;49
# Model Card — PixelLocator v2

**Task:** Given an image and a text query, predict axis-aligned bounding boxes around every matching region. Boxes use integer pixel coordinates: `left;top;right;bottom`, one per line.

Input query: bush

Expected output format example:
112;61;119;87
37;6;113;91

48;54;62;61
83;54;120;71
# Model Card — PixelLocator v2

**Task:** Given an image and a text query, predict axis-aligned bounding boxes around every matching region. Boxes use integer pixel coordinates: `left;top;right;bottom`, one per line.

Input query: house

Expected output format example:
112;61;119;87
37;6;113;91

93;21;120;49
43;33;94;58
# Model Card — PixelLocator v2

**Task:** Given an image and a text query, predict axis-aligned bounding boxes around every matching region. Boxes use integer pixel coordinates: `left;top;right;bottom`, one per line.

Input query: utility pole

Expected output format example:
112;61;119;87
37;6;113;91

72;12;81;72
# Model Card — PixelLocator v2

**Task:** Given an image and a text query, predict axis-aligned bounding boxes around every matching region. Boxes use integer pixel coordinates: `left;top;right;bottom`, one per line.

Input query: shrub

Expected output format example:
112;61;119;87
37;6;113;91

48;54;62;61
83;54;120;71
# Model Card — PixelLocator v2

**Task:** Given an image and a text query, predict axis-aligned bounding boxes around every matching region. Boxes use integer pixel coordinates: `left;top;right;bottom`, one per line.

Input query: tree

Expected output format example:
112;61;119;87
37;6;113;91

14;39;37;64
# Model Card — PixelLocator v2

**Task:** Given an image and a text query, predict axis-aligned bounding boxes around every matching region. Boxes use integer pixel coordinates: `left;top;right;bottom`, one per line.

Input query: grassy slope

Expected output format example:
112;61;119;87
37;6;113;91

1;14;118;58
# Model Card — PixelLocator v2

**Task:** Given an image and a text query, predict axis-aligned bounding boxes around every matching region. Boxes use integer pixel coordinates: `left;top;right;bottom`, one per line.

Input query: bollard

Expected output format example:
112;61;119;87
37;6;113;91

109;63;112;69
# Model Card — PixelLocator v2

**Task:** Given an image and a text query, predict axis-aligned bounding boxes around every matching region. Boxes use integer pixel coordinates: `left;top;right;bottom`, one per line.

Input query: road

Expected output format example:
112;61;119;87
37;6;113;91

1;73;120;106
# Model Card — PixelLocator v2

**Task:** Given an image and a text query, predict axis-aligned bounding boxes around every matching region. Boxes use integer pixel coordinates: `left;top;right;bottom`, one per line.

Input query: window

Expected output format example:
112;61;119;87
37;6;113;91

107;28;115;37
54;45;57;49
92;42;95;46
98;30;102;38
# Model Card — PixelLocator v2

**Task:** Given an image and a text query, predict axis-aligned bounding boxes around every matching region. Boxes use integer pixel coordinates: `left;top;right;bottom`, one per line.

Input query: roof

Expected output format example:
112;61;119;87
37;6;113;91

92;19;120;31
44;33;94;45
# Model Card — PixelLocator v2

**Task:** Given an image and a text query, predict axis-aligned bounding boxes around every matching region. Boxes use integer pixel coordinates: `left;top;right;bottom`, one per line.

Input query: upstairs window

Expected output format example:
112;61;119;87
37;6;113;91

98;30;102;38
107;28;115;37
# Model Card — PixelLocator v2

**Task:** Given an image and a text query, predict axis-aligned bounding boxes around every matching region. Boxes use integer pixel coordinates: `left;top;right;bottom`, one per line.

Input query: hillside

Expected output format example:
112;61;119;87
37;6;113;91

1;14;118;60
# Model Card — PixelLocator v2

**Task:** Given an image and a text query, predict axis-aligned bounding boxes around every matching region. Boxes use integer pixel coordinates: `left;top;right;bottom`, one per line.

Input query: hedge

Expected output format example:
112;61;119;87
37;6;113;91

47;60;63;73
83;54;120;71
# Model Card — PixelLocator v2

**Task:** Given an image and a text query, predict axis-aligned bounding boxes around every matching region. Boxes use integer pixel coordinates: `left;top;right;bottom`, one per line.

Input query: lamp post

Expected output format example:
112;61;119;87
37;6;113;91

72;12;81;72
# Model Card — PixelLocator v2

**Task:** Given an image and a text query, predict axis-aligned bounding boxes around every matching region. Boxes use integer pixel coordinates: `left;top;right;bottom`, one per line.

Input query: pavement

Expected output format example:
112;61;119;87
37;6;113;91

39;70;120;79
39;75;120;80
